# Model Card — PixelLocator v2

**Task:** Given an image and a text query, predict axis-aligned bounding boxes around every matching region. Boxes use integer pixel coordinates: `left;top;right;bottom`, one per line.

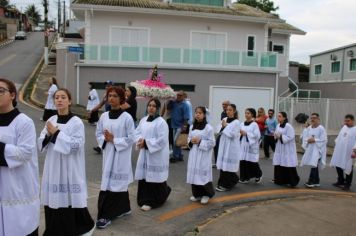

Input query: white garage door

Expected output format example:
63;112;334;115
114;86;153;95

209;86;274;132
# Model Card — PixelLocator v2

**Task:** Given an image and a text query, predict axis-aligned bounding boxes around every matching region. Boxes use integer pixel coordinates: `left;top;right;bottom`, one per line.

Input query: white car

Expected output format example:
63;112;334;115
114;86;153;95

34;26;43;32
15;31;27;40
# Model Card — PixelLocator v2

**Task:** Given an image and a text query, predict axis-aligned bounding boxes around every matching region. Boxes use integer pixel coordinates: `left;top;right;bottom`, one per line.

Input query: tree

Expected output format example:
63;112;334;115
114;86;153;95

237;0;279;13
0;0;9;7
25;4;41;25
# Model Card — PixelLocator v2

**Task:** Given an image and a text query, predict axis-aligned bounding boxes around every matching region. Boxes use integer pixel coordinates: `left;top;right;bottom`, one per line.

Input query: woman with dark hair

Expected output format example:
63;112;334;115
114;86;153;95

216;104;241;192
122;86;137;123
95;86;135;229
273;112;300;187
135;98;171;211
0;78;40;236
86;82;100;125
239;108;263;184
42;77;58;121
38;88;95;236
187;107;215;205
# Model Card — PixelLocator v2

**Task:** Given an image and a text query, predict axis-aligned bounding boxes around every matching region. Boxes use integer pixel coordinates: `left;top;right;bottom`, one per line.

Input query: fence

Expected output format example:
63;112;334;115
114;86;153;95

278;97;356;135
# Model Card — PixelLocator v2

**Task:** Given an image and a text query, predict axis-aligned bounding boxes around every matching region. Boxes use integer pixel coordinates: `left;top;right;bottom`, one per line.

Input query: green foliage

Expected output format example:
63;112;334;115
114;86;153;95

237;0;279;13
0;0;9;7
25;4;41;25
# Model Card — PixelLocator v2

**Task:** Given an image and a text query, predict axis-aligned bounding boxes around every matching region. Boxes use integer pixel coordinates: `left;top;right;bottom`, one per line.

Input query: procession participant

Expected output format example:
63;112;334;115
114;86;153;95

86;82;100;125
39;88;95;236
216;104;241;191
42;77;58;121
300;113;327;188
187;107;215;204
239;108;263;184
263;109;277;159
330;114;356;191
273;112;300;187
122;86;137;123
95;86;135;228
0;78;40;236
135;98;171;211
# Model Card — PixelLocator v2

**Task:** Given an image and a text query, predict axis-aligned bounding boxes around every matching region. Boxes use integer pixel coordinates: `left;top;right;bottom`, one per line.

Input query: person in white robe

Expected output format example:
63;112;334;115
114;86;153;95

38;88;95;236
216;104;241;191
135;98;171;211
42;77;58;121
86;83;100;125
187;107;215;204
330;114;356;191
0;78;40;236
239;108;263;184
273;112;300;187
300;113;327;188
95;86;135;229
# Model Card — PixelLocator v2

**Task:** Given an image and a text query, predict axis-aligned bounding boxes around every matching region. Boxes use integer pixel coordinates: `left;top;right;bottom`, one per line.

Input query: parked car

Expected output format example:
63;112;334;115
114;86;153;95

34;26;43;32
48;27;56;32
15;31;27;40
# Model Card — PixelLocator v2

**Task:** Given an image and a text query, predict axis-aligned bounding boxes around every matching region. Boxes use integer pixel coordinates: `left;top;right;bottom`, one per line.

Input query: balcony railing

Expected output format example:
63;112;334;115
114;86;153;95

80;44;278;70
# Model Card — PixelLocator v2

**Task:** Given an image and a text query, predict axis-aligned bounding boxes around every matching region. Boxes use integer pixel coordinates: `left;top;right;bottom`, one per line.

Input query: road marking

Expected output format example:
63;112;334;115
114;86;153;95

157;189;356;222
0;54;16;66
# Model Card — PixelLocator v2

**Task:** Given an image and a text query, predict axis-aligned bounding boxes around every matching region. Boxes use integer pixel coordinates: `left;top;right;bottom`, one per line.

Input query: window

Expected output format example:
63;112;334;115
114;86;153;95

191;32;226;50
268;41;273;52
110;27;149;46
314;64;322;75
331;61;340;73
247;36;255;56
172;0;223;6
350;58;356;71
273;45;284;54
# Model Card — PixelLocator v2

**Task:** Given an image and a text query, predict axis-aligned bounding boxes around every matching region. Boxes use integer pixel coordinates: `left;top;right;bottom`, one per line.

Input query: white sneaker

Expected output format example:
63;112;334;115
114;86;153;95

141;205;152;211
190;196;201;202
200;196;210;205
255;176;263;184
215;186;228;192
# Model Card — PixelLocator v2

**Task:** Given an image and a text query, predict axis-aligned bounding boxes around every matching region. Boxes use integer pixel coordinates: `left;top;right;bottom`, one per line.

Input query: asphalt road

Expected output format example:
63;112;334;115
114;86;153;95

0;32;46;85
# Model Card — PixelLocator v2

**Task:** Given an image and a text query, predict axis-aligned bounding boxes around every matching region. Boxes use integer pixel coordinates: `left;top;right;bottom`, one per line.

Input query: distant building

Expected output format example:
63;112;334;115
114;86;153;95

299;43;356;99
57;0;305;126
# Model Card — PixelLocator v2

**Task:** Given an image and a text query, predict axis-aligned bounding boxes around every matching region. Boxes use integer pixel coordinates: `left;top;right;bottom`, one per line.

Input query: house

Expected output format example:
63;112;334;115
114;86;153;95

299;43;356;99
58;0;305;127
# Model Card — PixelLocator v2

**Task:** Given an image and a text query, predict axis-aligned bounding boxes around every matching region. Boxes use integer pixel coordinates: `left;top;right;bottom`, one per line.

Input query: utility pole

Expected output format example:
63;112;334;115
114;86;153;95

62;1;66;37
57;1;61;32
44;0;49;65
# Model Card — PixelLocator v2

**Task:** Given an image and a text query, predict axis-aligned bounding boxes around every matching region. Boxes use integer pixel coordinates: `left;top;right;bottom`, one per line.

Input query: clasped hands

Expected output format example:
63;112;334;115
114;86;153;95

104;129;114;142
191;136;201;144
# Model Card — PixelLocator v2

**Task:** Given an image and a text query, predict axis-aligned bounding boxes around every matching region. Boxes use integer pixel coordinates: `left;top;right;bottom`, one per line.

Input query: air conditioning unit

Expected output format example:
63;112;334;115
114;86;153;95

347;50;354;57
330;54;337;61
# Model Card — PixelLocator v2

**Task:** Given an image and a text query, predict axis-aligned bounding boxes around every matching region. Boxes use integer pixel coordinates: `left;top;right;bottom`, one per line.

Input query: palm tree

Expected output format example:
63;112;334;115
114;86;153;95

25;4;41;25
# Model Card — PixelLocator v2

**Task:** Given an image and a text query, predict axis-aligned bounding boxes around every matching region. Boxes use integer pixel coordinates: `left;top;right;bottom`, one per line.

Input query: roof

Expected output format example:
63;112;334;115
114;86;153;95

71;0;305;35
310;42;356;57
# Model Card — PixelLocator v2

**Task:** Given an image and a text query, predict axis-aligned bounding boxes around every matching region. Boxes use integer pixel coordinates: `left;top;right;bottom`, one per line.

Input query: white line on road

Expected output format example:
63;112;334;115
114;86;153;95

0;54;16;66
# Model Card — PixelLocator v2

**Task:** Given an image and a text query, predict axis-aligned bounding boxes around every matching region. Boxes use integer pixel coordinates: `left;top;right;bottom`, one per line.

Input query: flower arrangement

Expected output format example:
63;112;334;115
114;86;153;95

130;65;176;99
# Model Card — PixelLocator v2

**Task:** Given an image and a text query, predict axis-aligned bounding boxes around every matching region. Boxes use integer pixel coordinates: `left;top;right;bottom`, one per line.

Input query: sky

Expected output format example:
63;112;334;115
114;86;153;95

272;0;356;64
9;0;356;64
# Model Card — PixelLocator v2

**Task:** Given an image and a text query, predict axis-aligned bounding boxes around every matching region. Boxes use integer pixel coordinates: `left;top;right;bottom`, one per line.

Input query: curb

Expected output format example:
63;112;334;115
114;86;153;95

0;39;14;48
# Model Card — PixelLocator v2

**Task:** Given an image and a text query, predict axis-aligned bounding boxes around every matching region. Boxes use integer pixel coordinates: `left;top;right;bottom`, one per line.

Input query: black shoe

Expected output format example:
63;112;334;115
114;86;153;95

332;182;344;188
342;185;350;191
169;158;177;163
93;146;101;154
96;218;111;229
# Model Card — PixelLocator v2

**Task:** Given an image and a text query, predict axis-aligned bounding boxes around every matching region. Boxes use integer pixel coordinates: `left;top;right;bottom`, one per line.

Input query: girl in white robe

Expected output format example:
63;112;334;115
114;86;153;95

135;98;171;211
39;88;95;236
273;112;300;187
239;108;263;183
86;83;100;125
330;114;356;191
0;79;40;236
96;86;135;229
42;77;58;121
187;107;215;205
216;104;241;191
300;113;327;188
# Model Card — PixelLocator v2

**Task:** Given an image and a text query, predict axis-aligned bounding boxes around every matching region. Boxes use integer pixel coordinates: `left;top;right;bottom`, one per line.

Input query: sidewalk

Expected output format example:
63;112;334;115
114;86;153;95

0;38;14;48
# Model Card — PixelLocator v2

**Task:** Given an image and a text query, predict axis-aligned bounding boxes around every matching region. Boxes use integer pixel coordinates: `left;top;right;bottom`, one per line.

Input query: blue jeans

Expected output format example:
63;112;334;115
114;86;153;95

172;128;183;159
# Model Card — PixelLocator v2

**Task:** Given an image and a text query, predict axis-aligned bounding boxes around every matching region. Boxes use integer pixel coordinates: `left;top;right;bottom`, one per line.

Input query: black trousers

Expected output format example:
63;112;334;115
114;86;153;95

191;182;215;198
263;135;276;158
213;134;221;163
239;160;262;181
336;167;353;187
309;166;320;184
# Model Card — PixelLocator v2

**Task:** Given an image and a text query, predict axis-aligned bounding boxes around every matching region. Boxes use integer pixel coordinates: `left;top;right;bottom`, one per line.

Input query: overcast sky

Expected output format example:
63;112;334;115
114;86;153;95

272;0;356;64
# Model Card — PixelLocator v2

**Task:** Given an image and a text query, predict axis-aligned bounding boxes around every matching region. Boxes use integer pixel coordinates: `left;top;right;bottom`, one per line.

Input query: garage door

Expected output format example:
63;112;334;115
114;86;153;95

209;86;274;132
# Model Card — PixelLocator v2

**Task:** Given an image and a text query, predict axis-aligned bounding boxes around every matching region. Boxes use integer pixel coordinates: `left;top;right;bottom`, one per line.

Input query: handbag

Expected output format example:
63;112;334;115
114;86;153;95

175;133;188;147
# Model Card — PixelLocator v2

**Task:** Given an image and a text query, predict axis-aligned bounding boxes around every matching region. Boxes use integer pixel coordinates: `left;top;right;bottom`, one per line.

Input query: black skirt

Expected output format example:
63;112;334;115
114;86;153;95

43;206;94;236
239;160;263;181
137;179;171;208
274;165;300;187
88;110;99;123
191;182;215;198
42;109;57;121
217;170;239;189
97;190;131;220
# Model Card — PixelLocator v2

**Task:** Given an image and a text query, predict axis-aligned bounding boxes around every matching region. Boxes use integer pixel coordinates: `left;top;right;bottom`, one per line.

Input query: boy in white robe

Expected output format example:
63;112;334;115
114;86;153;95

300;113;327;188
330;114;356;191
0;78;40;236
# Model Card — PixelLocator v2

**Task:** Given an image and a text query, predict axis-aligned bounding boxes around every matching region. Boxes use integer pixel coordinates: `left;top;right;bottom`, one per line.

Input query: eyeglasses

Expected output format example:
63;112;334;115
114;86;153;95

0;87;10;95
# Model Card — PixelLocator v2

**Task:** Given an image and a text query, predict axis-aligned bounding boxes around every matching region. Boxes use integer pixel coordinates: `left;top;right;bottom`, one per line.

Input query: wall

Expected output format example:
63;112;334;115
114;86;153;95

299;81;356;99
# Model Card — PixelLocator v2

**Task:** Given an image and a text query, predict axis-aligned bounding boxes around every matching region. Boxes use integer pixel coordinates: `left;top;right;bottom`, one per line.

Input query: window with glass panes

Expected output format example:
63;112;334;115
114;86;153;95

350;58;356;71
315;64;322;75
331;61;340;73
